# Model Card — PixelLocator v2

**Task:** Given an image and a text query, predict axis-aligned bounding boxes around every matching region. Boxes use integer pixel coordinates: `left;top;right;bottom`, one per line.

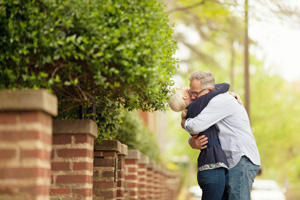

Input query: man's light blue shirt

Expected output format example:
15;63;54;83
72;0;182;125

185;93;260;169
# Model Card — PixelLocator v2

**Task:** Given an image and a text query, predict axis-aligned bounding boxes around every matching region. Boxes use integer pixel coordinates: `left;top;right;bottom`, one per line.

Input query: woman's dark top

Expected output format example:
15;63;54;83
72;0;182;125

186;83;230;170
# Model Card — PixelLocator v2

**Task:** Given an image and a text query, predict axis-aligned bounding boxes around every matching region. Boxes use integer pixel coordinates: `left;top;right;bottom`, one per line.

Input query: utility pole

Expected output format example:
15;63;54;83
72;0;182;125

244;0;250;119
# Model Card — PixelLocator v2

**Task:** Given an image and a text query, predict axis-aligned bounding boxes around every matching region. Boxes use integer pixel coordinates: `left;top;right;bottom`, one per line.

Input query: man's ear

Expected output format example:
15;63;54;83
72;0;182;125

208;88;213;91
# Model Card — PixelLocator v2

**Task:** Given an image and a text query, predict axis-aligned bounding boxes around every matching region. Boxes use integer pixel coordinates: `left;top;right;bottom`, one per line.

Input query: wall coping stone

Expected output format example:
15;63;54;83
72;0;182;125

138;156;149;165
0;89;57;116
125;150;141;160
119;143;128;156
147;161;156;169
53;119;97;138
94;140;121;152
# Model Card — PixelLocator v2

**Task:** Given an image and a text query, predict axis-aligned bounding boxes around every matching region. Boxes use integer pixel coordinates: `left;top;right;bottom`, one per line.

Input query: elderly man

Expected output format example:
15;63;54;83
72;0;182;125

183;71;260;200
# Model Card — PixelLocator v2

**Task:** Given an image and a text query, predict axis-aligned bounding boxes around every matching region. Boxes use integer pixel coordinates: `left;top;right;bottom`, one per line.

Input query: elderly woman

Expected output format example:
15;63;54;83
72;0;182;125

169;83;230;200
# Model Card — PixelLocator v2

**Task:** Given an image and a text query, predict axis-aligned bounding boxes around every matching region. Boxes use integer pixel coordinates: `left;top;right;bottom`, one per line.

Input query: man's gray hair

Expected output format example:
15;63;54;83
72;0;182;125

189;71;215;89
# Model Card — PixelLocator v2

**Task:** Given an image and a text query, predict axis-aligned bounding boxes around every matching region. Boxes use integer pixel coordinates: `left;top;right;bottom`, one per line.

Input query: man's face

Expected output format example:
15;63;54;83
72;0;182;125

189;79;208;101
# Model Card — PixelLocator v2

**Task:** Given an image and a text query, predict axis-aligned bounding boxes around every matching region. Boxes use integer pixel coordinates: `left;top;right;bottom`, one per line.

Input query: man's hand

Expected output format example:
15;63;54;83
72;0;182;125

190;135;208;150
229;92;243;104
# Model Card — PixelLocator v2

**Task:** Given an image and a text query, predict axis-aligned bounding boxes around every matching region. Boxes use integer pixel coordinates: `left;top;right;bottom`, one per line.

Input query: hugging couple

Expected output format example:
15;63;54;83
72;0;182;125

168;71;261;200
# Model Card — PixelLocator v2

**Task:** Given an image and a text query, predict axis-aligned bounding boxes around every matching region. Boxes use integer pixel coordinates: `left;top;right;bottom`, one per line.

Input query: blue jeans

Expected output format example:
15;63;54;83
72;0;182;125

222;156;260;200
197;167;226;200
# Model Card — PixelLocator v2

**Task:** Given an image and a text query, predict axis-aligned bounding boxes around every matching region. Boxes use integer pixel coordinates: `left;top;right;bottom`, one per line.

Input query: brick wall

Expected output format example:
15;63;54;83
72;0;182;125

51;119;97;200
0;90;57;200
93;140;122;200
146;161;155;199
138;156;149;200
117;144;128;200
124;150;140;200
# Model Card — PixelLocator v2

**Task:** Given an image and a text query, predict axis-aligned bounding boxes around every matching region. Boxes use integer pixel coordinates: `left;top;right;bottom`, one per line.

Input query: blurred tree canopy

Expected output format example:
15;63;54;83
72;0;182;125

165;0;300;196
0;0;178;139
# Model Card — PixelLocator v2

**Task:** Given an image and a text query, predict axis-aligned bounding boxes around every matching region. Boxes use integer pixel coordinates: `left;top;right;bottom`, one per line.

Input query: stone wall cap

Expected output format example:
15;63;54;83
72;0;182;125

119;144;128;156
138;156;149;165
53;119;98;138
125;150;141;160
147;161;156;169
0;89;58;116
94;140;121;152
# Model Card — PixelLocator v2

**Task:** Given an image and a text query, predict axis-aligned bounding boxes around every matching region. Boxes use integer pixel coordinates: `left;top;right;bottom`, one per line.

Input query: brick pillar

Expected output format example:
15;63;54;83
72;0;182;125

146;161;155;200
161;169;168;200
166;171;181;200
138;156;149;200
153;164;159;200
125;150;140;200
117;144;128;200
93;140;121;200
51;119;97;199
0;90;57;200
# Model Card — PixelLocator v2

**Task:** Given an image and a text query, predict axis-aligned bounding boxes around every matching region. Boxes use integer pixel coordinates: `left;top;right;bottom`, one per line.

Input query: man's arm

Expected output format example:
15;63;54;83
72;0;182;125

189;135;208;150
185;94;230;135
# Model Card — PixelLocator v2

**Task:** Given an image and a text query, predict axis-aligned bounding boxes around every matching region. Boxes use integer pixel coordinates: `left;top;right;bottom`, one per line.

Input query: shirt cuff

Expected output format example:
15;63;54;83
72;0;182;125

185;118;191;134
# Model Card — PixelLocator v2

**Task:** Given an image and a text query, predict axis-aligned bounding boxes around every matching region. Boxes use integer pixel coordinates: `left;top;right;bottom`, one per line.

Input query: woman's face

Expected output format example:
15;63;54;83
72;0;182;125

180;87;192;106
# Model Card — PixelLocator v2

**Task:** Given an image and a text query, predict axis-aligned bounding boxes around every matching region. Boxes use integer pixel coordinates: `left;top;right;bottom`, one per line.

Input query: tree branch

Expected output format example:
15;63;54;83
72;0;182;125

166;0;206;14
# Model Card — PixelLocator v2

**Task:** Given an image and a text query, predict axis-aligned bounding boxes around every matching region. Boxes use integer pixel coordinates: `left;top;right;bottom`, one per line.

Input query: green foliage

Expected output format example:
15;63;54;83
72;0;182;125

0;0;178;138
116;111;160;162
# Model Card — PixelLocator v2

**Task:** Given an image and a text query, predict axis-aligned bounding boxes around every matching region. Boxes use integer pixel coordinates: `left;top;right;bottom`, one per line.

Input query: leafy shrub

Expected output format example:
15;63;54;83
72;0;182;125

116;111;160;162
0;0;177;139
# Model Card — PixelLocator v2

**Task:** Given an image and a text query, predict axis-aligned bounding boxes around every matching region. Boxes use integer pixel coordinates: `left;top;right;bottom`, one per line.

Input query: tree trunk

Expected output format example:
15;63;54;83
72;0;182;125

244;0;250;119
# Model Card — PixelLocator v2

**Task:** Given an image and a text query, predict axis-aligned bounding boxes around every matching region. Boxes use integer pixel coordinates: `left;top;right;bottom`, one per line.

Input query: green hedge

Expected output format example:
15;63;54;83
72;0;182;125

116;111;160;162
0;0;177;139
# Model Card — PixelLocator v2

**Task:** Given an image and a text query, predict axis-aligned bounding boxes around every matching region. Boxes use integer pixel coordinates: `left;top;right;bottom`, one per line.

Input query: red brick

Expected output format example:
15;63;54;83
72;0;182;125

50;188;70;195
94;151;103;158
129;190;138;196
0;149;16;159
128;167;137;173
92;189;100;196
20;149;50;161
93;181;116;188
125;174;138;180
100;190;116;199
52;135;72;144
73;162;92;171
0;130;47;142
117;189;124;197
0;112;17;124
20;111;51;127
127;182;138;188
94;158;115;167
102;171;114;178
20;185;50;196
125;159;138;165
74;135;93;144
73;188;92;197
51;162;70;171
102;151;118;157
0;167;50;179
56;175;93;184
56;148;91;158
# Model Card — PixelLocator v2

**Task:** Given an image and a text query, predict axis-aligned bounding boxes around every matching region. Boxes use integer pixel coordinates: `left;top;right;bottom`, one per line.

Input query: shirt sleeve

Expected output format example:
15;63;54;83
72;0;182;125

185;94;230;135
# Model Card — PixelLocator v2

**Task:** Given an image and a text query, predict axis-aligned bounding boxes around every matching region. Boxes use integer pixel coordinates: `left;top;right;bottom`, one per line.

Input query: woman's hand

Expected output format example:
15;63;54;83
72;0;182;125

229;92;243;104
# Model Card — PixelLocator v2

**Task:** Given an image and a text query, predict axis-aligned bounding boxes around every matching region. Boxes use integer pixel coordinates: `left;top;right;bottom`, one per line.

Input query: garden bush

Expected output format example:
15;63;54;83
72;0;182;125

0;0;177;139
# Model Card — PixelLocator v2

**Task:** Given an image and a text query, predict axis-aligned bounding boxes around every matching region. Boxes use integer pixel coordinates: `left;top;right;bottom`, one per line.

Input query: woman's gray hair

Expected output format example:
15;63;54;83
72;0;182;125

189;71;215;89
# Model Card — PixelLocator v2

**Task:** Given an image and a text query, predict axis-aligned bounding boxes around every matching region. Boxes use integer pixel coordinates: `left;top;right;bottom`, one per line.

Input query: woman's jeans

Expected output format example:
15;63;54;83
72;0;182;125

222;156;260;200
197;167;226;200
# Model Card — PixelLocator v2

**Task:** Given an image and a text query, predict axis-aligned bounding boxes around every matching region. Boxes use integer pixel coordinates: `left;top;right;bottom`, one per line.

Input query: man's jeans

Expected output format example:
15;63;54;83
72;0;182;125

197;167;226;200
222;156;260;200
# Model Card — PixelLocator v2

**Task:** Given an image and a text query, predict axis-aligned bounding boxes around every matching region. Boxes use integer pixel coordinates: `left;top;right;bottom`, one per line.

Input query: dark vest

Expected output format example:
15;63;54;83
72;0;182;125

186;83;229;168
